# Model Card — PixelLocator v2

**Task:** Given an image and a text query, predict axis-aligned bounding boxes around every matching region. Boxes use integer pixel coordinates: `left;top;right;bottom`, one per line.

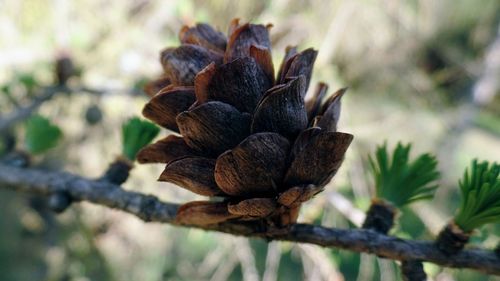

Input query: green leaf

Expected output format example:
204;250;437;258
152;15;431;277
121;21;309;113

121;117;160;161
370;142;440;208
454;160;500;232
24;115;63;154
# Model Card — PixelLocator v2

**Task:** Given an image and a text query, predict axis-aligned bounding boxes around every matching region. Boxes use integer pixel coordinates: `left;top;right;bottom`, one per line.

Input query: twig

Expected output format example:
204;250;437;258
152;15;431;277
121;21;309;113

78;86;141;97
0;84;140;134
0;86;62;133
0;164;498;275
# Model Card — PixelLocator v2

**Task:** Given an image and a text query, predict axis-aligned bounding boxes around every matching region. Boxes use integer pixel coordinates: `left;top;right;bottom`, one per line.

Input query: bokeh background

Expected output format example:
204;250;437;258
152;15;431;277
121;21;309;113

1;0;499;280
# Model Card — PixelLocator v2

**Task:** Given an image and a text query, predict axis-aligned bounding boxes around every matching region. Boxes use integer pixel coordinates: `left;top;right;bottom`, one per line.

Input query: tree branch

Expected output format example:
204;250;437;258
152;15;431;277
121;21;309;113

0;164;498;275
0;86;60;133
0;85;138;134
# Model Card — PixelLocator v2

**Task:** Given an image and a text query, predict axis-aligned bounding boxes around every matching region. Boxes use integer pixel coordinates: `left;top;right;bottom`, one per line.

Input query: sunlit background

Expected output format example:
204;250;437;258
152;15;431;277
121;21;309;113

0;0;499;280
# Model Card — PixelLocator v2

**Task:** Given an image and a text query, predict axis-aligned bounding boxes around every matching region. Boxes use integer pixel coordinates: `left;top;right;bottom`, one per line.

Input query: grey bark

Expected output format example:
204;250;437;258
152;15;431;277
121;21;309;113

0;164;498;275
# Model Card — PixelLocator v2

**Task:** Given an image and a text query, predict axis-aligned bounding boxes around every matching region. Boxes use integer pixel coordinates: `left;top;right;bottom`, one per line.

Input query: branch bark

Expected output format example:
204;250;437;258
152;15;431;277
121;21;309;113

0;164;498;275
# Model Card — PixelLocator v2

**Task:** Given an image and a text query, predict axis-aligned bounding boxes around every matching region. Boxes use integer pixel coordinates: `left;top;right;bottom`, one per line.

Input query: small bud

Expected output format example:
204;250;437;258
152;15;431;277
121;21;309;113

0;131;16;154
435;221;470;255
85;104;103;125
55;54;75;85
100;157;133;185
48;191;72;213
401;260;426;281
362;199;397;234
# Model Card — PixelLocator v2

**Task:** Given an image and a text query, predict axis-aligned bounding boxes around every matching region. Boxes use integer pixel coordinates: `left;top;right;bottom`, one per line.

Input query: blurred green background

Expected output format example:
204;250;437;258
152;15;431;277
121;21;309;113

0;0;499;280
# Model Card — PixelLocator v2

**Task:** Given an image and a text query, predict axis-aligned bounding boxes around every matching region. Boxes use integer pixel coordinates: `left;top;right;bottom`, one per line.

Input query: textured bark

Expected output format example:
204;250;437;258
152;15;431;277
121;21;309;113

0;164;499;275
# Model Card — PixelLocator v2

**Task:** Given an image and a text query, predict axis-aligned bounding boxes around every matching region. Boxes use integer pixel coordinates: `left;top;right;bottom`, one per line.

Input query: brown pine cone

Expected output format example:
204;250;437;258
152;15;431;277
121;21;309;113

138;19;353;227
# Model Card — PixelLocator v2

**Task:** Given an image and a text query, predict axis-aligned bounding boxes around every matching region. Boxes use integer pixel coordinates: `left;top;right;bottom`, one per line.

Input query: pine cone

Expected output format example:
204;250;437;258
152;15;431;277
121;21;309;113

138;19;353;227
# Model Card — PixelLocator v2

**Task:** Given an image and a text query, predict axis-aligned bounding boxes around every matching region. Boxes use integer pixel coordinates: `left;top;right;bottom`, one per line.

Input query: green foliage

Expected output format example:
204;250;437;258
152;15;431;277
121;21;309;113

369;142;440;208
133;77;148;93
121;117;159;161
17;73;38;93
1;85;11;95
454;160;500;232
24;115;63;154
